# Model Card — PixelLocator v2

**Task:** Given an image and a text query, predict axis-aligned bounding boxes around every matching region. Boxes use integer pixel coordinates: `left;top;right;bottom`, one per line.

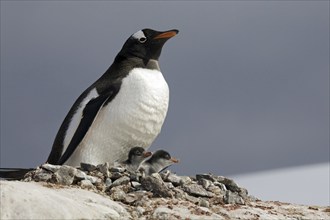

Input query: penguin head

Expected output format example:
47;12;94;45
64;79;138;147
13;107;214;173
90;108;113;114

127;147;152;165
148;149;179;167
119;29;179;64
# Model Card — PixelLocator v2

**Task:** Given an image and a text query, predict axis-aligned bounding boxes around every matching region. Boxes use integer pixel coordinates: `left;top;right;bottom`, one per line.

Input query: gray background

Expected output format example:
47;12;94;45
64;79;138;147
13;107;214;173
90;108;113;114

1;1;329;178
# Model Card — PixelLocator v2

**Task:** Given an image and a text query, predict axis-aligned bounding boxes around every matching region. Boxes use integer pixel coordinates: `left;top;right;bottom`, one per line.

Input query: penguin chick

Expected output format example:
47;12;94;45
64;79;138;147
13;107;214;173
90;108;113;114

140;150;179;175
121;147;152;171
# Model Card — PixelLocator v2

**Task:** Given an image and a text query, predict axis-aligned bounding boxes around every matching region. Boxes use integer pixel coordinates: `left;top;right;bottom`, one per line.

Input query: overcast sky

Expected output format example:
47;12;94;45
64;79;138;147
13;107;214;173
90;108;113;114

1;1;329;181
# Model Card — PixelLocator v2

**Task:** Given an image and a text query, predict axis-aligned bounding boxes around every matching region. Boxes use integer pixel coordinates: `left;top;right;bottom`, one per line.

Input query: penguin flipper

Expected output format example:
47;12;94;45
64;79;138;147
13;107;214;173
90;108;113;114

57;90;116;165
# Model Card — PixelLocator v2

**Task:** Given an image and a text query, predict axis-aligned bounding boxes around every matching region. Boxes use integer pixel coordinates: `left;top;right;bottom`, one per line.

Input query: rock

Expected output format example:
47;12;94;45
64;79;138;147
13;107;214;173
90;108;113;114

53;166;77;185
179;176;192;185
123;193;138;204
181;183;213;197
41;163;61;173
74;169;87;180
128;171;142;182
213;181;227;191
209;196;225;205
248;195;259;202
141;174;173;198
164;182;174;189
215;176;241;193
207;184;223;195
185;194;200;204
151;173;163;180
133;192;153;207
135;206;145;217
2;165;329;220
198;178;213;189
172;188;185;200
164;173;182;186
32;169;53;182
111;176;130;188
110;166;126;173
105;178;112;188
152;206;223;220
80;163;97;172
85;175;102;185
109;186;126;202
131;181;141;189
199;198;210;208
224;190;245;205
97;162;110;177
110;172;123;180
79;179;94;189
238;187;249;200
196;173;217;182
0;181;130;219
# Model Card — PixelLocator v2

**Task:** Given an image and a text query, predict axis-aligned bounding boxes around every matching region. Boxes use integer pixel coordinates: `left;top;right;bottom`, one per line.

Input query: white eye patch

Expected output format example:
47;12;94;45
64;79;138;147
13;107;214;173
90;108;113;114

132;30;146;40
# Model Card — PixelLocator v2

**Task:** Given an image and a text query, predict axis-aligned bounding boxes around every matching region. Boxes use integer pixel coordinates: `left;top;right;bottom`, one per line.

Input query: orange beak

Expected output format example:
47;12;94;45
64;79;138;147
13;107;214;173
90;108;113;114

143;151;152;158
170;157;179;163
153;30;178;40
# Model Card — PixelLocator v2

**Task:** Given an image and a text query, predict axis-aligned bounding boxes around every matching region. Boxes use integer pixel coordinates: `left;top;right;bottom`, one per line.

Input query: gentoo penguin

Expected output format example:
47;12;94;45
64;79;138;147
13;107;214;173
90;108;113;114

121;147;152;171
139;150;179;175
48;28;178;166
0;28;178;180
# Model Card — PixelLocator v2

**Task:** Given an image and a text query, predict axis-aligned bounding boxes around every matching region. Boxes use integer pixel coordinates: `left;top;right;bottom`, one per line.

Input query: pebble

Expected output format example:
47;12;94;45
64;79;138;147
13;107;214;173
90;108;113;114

97;162;110;177
141;175;173;198
110;172;123;180
181;183;213;197
41;163;61;173
207;185;222;195
131;181;141;189
110;166;126;173
80;179;94;189
185;194;200;204
179;176;192;185
136;206;145;216
34;170;53;182
165;173;182;186
110;187;126;201
196;173;216;182
164;182;174;189
105;178;112;188
224;190;245;205
199;198;210;208
74;169;87;180
22;164;252;206
111;176;130;188
80;163;97;172
85;175;102;184
53;165;77;185
239;187;249;200
213;181;227;191
123;193;138;204
216;176;241;193
198;178;212;189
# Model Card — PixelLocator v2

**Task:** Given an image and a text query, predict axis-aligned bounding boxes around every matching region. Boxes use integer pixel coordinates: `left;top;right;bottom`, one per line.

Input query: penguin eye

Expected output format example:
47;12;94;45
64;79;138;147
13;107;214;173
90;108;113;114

138;37;147;43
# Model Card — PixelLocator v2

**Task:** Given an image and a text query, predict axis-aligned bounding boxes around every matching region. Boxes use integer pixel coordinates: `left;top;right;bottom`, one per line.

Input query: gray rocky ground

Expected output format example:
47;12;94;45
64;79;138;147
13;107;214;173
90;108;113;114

1;163;329;219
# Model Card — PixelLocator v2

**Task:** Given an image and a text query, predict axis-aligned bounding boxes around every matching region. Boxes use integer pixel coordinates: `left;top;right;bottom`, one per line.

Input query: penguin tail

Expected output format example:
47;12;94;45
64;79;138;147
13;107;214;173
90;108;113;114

0;168;34;180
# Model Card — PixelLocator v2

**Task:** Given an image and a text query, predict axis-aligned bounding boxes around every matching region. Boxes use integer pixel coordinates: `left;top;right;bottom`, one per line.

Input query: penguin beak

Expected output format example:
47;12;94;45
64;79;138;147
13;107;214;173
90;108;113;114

143;151;152;158
153;30;179;40
170;157;179;163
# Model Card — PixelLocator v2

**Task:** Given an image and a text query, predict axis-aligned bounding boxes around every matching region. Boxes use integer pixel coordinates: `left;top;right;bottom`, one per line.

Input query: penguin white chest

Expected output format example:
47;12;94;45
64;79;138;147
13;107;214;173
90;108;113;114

65;68;169;166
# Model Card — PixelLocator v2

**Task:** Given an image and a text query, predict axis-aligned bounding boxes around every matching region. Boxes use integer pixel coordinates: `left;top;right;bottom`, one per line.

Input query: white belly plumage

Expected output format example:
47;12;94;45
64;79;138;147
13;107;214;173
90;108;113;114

64;68;169;166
